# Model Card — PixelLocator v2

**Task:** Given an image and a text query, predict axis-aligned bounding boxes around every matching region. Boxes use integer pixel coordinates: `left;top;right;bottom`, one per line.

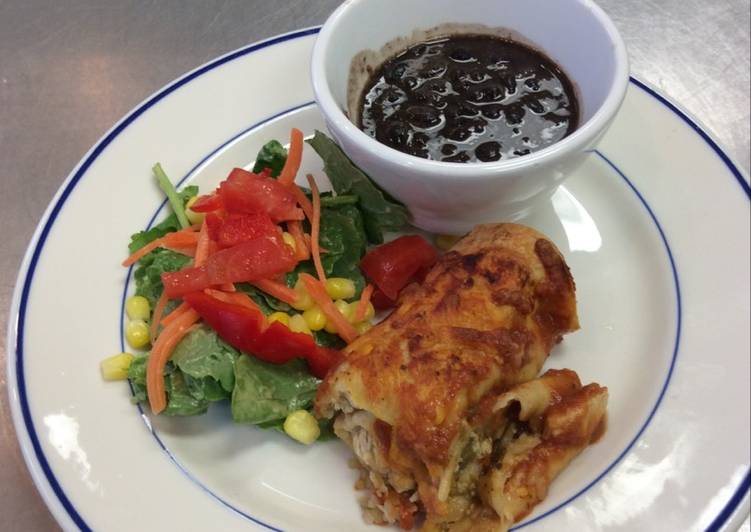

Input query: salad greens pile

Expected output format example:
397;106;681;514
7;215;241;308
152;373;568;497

125;131;407;435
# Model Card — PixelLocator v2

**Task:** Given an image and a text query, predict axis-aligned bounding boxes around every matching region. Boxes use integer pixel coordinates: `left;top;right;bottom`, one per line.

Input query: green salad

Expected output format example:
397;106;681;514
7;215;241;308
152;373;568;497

102;130;411;444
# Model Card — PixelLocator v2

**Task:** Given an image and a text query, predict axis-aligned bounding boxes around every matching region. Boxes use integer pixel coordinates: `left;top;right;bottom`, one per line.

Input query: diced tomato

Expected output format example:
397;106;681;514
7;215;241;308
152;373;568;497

253;322;317;360
306;347;342;379
161;236;296;298
205;236;295;283
214;213;279;249
204;211;225;240
183;291;267;354
161;267;210;298
371;287;396;310
183;291;340;377
190;193;223;213
360;235;438;301
218;168;304;223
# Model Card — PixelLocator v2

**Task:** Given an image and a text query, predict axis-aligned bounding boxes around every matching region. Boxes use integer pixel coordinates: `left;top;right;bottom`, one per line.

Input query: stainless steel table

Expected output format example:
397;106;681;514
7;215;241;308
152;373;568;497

1;1;748;529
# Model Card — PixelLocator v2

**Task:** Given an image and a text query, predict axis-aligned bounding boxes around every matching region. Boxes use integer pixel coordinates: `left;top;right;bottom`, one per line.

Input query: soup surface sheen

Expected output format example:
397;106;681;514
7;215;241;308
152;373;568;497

358;35;579;163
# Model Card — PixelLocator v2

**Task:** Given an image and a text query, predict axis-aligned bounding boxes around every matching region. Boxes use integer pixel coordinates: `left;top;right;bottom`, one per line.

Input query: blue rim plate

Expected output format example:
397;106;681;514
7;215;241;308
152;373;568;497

6;27;750;532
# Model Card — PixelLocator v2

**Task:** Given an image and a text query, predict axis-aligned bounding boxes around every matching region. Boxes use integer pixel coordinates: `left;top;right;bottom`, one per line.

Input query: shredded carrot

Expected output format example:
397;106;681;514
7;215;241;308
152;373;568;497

193;220;211;267
287;221;310;261
122;228;199;267
354;284;375;323
306;174;327;282
160;301;191;326
149;291;170;343
278;128;304;186
163;246;196;257
290;183;315;220
251;278;298;305
146;310;200;414
204;288;262;312
299;273;358;343
304;234;328;254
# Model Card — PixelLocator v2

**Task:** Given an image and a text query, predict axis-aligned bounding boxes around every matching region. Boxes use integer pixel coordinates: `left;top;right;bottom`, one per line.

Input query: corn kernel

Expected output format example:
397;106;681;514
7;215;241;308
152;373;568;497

334;299;354;322
282;231;296;251
436;233;462;251
302;306;327;331
268;312;290;327
185;196;205;225
283;410;320;445
100;352;134;381
289;314;312;336
125;320;150;349
290;280;314;311
325;277;356;300
125;295;151;321
324;319;338;334
355;321;373;335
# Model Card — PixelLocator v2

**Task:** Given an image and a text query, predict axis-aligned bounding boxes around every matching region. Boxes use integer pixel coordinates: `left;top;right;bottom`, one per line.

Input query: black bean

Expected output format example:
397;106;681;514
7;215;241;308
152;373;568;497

449;48;474;62
475;141;502;162
441;143;457;156
503;105;525;125
406;105;441;128
443;151;471;163
481;105;503;120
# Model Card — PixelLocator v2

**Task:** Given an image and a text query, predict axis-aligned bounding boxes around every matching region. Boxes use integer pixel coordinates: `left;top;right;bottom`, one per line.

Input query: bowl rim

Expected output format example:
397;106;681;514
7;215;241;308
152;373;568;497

311;0;630;178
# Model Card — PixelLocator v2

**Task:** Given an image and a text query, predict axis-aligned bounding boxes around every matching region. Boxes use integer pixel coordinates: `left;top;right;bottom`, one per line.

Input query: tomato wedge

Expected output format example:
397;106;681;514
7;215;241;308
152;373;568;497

183;291;340;377
211;212;280;249
218;168;304;223
161;236;296;298
359;235;438;301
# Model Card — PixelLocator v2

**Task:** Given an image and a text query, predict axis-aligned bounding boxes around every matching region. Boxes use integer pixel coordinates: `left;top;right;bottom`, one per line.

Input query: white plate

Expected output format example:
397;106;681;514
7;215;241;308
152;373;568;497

6;28;750;532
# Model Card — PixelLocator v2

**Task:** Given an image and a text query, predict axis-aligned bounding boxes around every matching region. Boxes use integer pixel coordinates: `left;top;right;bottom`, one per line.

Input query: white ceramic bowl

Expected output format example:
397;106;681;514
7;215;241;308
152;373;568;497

311;0;629;234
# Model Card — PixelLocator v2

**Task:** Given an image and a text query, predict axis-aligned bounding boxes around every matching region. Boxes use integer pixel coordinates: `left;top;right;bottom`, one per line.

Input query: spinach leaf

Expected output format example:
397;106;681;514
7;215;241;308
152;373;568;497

128;185;199;253
283;205;367;299
319;205;367;297
320;194;358;208
313;330;346;350
231;356;320;425
252;140;287;177
170;326;238;393
307;131;408;244
236;283;292;315
133;248;191;309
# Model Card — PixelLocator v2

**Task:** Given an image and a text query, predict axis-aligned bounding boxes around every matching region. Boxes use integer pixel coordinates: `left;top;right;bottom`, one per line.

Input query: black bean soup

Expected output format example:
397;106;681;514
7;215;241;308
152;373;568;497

358;35;579;163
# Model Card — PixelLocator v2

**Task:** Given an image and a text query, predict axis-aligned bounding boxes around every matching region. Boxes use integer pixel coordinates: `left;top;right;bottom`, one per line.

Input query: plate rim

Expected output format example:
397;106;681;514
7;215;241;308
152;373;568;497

5;26;750;532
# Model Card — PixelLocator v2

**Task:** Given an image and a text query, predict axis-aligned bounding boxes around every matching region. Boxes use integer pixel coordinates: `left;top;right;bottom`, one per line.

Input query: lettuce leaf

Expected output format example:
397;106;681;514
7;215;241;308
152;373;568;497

231;356;320;425
127;326;237;416
133;248;191;309
128;356;209;416
170;325;238;393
